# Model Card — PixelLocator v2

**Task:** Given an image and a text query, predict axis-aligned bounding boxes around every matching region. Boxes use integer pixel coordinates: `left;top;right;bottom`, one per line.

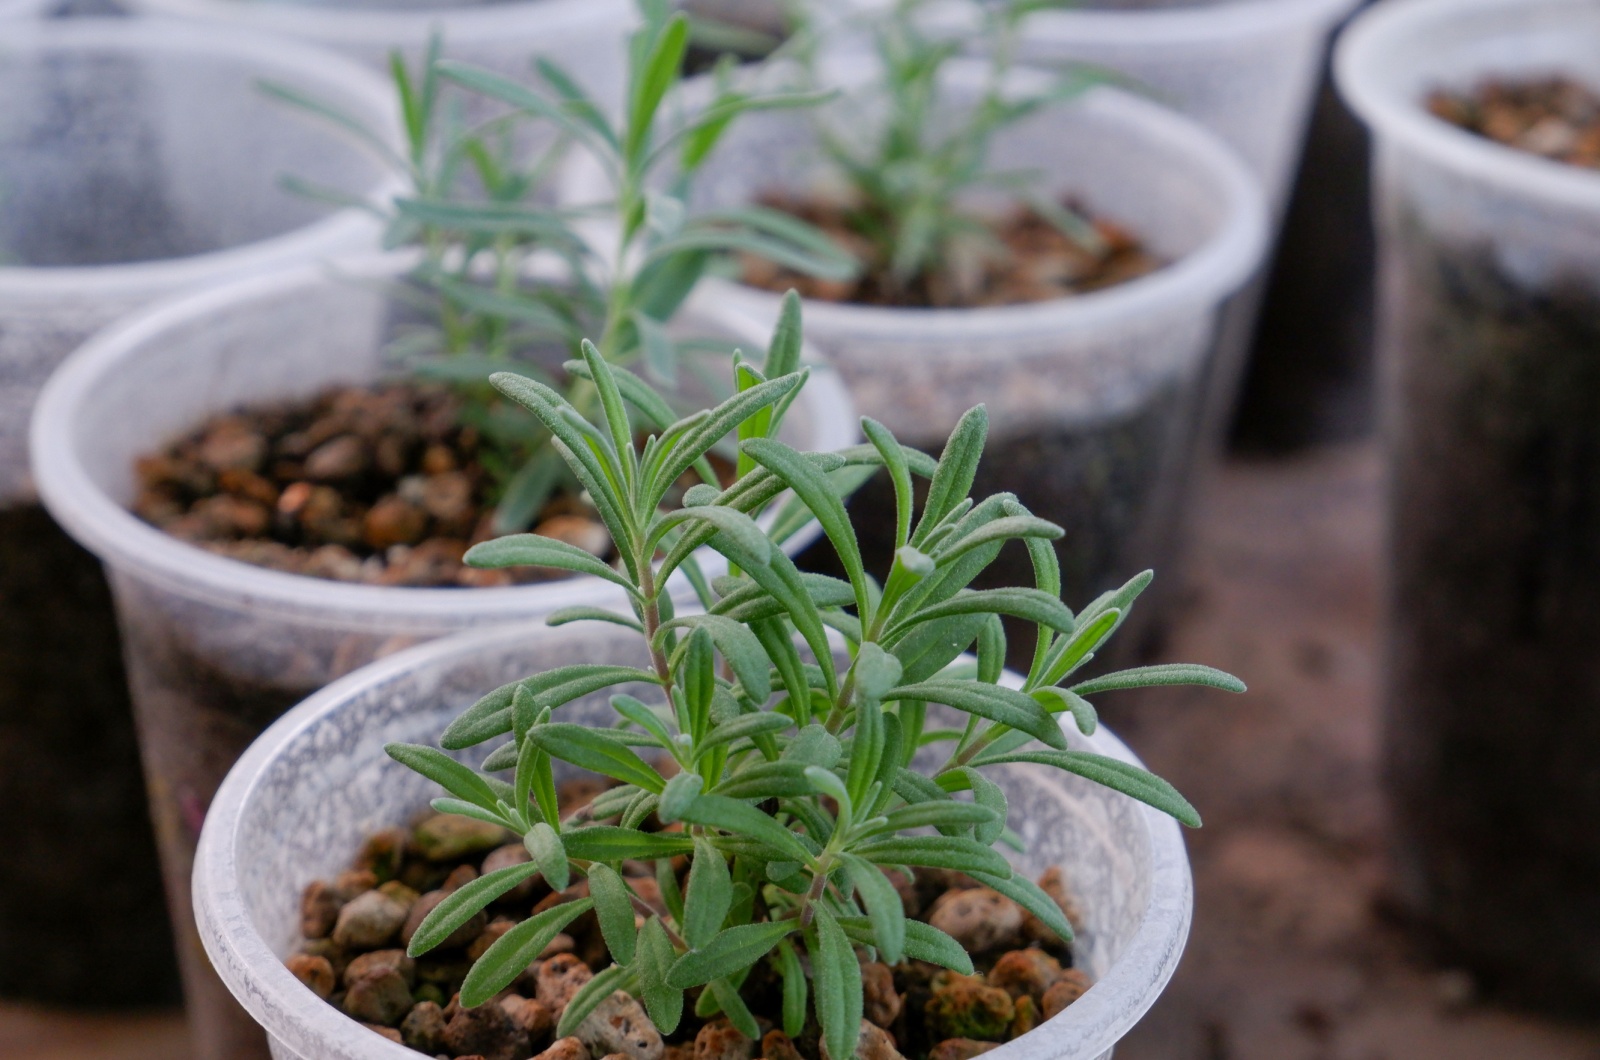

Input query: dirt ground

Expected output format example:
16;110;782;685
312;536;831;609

3;442;1598;1059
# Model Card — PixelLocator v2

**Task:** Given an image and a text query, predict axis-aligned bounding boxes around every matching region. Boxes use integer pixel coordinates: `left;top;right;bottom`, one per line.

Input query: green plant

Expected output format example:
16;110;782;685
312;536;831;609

386;329;1244;1057
267;2;854;530
777;0;1106;304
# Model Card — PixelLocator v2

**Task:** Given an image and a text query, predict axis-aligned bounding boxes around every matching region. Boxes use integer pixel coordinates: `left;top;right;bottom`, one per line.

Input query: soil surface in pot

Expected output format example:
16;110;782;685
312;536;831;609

133;381;613;589
740;194;1161;309
287;779;1091;1060
0;505;180;1006
1428;77;1600;169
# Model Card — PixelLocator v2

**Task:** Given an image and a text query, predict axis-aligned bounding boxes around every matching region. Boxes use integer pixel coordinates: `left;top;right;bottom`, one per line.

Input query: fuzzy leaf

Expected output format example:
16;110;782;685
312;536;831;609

386;744;500;812
842;853;905;965
527;724;665;794
809;905;861;1060
855;834;1013;877
636;916;684;1034
406;860;544;958
974;749;1202;827
587;863;638;965
561;826;696;861
666;919;796;988
460;898;594;1007
837;917;973;974
678;795;813;864
885;680;1067;750
682;837;734;948
556;963;635;1038
523;822;569;892
1070;663;1246;697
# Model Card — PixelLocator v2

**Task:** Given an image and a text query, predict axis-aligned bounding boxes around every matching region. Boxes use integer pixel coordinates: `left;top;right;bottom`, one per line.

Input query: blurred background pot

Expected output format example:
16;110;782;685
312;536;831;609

32;252;853;1058
192;618;1194;1060
123;0;635;133
1338;0;1600;1014
0;20;395;1008
689;64;1267;658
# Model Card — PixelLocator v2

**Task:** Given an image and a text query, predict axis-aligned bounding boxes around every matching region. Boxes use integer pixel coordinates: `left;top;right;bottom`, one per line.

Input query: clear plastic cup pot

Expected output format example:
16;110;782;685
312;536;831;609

0;19;396;1009
1338;0;1600;1012
32;252;854;1057
193;618;1193;1060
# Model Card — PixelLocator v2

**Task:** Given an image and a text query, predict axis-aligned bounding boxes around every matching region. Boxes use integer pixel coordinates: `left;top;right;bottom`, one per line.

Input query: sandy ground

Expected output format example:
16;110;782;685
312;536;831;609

3;443;1598;1059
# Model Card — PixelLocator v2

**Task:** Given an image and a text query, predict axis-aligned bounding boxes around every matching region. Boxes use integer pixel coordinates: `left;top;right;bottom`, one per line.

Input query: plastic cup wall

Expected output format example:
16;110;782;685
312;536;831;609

0;22;397;505
193;619;1192;1060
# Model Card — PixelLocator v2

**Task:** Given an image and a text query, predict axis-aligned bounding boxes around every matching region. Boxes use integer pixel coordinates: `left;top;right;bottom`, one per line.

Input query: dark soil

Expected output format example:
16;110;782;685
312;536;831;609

1381;215;1600;1012
133;381;611;589
740;194;1161;310
289;783;1089;1060
1428;76;1600;169
0;504;179;1007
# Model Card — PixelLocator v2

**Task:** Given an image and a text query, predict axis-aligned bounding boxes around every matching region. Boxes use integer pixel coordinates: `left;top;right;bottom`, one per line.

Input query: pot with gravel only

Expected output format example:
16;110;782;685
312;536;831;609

677;52;1266;658
194;350;1243;1059
1337;0;1600;1013
32;253;853;1060
0;20;396;1008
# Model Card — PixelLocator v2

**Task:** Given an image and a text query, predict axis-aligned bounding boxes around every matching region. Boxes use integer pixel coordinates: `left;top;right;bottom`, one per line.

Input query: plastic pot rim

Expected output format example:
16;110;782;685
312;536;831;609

1014;0;1361;48
193;618;1194;1060
1335;0;1600;214
31;254;856;630
699;83;1269;341
124;0;635;49
0;19;401;298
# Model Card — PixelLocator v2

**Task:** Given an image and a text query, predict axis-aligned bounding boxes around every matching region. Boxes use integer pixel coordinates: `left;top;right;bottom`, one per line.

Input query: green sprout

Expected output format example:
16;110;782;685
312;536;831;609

767;0;1108;305
266;1;854;532
388;328;1244;1058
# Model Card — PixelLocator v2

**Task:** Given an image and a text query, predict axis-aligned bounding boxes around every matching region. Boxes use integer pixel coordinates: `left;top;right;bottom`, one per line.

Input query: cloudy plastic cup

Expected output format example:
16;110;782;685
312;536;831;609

194;618;1193;1060
1338;0;1600;1011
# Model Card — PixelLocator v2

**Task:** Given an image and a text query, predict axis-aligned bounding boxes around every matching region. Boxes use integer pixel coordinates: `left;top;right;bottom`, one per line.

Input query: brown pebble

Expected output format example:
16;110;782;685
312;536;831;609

500;994;554;1039
332;889;408;950
468;917;518;962
1040;969;1092;1019
343;968;413;1026
443;998;531;1060
822;1020;904;1060
344;948;415;989
334;868;379;900
300;880;342;939
199;422;267;472
296;937;352;980
928;1040;999;1060
928;888;1024;954
377;879;420;912
400;999;447;1052
987;949;1063;1003
535;953;594;1017
862;961;902;1028
535;1036;591;1060
305;434;369;481
925;973;1015;1042
1009;994;1039;1038
761;1030;806;1060
694;1016;754;1060
355;827;409;881
364;495;428;549
442;864;479;893
413;814;510;862
285;953;335;999
423;470;475;524
278;480;314;515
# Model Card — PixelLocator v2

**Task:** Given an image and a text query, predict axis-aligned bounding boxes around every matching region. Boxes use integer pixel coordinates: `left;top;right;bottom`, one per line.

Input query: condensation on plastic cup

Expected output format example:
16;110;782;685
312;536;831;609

0;20;400;504
194;618;1193;1060
31;251;854;1060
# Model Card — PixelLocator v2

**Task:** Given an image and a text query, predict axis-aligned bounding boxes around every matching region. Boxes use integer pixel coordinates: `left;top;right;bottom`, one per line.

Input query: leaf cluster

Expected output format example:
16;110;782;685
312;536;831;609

389;322;1244;1057
267;2;855;531
780;0;1109;301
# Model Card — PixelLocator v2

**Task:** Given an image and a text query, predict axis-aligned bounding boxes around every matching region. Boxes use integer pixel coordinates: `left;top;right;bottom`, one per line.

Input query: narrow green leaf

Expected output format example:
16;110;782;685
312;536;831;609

913;405;988;546
777;938;807;1038
658;771;704;823
679;795;815;865
464;534;632;588
524;822;569;892
855;834;1013;877
407;856;546;956
842;854;905;965
666;919;796;988
969;868;1075;944
682;837;733;947
587;864;638;966
561;827;696;861
810;905;861;1060
974;749;1202;828
1070;663;1247;697
636;916;684;1034
556;963;634;1037
837;917;973;974
459;898;594;1007
885;679;1068;750
386;744;499;812
528;724;665;794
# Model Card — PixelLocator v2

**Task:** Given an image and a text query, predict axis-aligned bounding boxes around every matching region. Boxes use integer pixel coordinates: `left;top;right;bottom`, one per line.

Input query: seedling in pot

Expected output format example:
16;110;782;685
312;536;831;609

744;0;1147;308
385;340;1245;1057
267;1;855;532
